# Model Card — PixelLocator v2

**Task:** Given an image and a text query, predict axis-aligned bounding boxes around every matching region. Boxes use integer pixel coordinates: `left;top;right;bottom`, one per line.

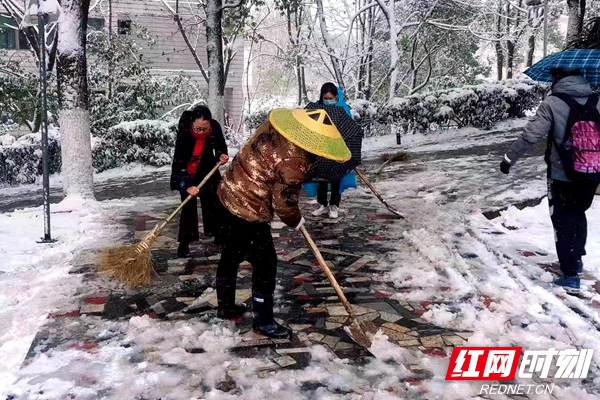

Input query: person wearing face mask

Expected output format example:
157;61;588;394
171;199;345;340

310;82;355;219
170;105;229;258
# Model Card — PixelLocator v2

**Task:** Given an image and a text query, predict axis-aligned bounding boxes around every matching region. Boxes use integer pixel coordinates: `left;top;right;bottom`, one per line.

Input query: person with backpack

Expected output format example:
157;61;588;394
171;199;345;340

500;69;600;292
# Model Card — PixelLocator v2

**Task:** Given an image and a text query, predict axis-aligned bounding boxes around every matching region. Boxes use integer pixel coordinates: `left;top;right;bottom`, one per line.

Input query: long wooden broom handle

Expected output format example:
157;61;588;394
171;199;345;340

354;168;385;204
354;167;404;218
300;225;359;321
155;161;224;233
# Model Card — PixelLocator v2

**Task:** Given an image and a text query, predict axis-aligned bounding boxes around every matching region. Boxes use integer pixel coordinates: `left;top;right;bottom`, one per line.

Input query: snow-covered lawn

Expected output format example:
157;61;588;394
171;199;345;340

0;194;174;398
0;197;118;395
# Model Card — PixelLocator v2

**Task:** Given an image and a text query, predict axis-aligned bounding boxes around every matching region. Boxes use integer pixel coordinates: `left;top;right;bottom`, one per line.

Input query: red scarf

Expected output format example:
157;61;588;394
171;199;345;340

187;128;210;177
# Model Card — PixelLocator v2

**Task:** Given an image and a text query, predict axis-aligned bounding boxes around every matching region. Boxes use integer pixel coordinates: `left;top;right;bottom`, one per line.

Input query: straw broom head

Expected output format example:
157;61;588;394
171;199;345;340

97;160;226;287
98;228;159;287
380;151;410;162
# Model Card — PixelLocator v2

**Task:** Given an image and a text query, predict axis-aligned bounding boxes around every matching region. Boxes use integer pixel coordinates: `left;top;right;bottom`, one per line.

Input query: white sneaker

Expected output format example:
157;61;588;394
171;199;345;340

312;205;329;216
328;205;339;219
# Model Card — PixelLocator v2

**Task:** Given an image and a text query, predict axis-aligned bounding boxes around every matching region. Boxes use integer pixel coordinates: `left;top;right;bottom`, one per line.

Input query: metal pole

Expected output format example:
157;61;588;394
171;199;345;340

37;1;52;242
543;0;548;57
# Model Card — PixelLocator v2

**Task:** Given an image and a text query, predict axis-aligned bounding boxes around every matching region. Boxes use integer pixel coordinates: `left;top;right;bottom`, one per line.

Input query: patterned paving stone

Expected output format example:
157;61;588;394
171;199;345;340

307;332;325;342
281;249;308;262
382;322;411;333
274;355;297;367
421;335;445;348
79;303;105;315
22;188;473;384
275;347;311;355
442;335;465;346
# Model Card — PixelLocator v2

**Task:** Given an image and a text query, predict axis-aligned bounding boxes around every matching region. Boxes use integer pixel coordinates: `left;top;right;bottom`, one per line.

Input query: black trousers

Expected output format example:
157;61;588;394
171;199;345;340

178;179;223;243
216;207;278;296
317;180;341;207
548;179;597;276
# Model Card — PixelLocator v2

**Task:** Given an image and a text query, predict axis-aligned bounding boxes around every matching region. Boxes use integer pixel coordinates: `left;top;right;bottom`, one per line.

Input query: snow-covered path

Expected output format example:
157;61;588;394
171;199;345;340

3;122;600;399
365;127;600;398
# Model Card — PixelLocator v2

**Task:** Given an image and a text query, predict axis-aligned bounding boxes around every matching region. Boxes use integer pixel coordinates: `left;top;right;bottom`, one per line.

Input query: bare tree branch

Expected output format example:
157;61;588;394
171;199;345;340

159;0;209;83
410;43;433;94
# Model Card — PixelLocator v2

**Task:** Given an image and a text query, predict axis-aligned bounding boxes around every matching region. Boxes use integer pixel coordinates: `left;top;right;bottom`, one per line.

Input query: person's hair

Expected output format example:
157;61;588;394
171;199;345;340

319;82;338;104
550;68;583;81
190;105;212;121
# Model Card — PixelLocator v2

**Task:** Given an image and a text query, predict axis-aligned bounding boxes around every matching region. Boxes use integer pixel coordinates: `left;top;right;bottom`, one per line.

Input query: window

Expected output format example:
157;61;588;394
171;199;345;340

88;17;105;31
0;14;29;50
117;19;131;35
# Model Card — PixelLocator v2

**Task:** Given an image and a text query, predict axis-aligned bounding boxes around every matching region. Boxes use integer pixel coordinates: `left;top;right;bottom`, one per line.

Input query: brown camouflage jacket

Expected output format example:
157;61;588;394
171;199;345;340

218;121;312;227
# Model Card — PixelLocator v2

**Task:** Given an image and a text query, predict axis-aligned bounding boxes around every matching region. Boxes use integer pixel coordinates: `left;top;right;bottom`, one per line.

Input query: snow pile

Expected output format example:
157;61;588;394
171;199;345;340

0;196;125;397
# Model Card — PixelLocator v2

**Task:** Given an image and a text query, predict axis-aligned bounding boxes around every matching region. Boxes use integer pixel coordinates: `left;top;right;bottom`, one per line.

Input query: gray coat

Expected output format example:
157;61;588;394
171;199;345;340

505;75;599;182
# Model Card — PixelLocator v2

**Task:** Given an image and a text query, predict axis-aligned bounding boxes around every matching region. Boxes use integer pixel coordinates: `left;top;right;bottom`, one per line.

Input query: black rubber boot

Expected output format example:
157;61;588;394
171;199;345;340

177;242;190;258
252;292;292;339
216;278;249;319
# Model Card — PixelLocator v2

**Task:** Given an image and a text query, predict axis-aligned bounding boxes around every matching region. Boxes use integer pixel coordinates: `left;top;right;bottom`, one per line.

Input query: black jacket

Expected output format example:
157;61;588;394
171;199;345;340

170;111;228;192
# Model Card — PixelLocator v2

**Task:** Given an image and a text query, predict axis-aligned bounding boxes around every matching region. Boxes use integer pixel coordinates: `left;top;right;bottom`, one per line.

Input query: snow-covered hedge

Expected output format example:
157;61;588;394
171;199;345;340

92;120;177;172
365;80;547;134
245;97;297;131
0;131;61;185
244;81;547;135
0;120;177;184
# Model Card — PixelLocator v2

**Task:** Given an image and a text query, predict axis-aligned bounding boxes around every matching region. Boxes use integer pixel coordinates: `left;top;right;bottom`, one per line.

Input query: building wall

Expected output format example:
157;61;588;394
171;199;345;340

0;0;245;131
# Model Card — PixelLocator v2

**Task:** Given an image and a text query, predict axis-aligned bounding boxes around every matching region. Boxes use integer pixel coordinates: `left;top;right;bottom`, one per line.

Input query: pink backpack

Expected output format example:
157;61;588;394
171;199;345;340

551;93;600;182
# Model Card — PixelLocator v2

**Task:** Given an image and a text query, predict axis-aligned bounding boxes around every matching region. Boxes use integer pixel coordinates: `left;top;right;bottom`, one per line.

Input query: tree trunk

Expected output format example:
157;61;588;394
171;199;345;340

495;43;504;80
296;59;302;105
387;9;398;101
301;66;308;104
206;0;225;127
108;0;114;99
566;0;586;46
525;8;536;67
316;0;345;89
57;0;95;199
505;3;514;79
526;34;535;67
495;9;504;81
506;41;515;79
365;7;375;100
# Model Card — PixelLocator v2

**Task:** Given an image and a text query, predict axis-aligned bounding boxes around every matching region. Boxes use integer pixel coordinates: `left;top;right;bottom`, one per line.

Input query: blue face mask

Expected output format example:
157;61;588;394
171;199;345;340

323;99;337;106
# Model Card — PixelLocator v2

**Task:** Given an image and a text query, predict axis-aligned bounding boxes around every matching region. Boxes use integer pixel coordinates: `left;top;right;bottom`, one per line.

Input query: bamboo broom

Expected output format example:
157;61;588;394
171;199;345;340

99;160;225;287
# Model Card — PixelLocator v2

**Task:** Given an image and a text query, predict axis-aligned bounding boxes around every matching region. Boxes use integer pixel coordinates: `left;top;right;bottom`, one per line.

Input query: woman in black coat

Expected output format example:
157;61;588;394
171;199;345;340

170;105;228;258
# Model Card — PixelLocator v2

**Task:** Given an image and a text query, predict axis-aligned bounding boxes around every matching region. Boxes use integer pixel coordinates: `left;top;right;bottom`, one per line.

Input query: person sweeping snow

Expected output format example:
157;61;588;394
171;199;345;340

215;108;351;338
170;105;228;258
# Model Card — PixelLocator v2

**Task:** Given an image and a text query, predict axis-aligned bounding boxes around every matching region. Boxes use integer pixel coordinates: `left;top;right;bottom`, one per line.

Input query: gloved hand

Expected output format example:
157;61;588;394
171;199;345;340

500;155;511;174
294;217;305;231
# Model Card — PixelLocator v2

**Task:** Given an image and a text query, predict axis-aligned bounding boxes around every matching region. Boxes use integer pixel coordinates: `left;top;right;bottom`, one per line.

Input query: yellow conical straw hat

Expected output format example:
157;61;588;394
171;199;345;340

269;109;351;162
